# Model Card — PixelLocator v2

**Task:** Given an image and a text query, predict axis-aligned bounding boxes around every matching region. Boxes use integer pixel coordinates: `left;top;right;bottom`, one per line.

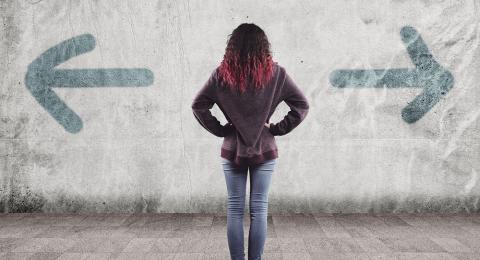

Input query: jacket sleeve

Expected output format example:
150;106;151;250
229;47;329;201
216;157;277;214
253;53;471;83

268;71;310;136
191;70;233;137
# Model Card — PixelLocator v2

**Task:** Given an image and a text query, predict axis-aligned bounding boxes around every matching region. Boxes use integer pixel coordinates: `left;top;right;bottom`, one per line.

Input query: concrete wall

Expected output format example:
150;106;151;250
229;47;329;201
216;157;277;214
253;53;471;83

1;0;480;213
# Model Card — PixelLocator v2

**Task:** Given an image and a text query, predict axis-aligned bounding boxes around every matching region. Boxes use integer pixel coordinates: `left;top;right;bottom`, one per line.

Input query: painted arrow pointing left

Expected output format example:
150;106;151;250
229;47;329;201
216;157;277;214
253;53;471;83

25;34;154;134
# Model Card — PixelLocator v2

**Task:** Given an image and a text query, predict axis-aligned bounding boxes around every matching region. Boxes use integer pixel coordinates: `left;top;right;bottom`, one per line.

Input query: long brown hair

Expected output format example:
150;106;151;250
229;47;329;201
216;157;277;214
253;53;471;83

218;23;274;94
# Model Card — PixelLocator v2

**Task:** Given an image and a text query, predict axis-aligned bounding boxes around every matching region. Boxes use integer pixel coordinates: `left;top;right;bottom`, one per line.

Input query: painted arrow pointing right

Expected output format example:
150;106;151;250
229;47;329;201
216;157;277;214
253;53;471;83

329;26;454;123
25;34;154;134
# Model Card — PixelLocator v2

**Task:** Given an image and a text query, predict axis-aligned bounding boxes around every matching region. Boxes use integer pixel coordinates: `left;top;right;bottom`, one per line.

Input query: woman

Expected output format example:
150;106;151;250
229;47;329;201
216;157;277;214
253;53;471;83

191;23;309;260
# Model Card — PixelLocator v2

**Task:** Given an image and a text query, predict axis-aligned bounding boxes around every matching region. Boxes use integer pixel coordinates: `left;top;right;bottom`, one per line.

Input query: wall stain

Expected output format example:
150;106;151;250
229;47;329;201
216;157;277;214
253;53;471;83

2;137;54;213
0;115;29;139
40;192;162;213
7;186;46;213
270;195;480;214
2;192;480;213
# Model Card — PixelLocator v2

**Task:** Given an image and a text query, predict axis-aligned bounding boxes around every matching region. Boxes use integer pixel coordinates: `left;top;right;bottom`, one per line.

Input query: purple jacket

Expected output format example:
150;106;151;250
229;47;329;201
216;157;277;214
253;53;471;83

191;62;309;166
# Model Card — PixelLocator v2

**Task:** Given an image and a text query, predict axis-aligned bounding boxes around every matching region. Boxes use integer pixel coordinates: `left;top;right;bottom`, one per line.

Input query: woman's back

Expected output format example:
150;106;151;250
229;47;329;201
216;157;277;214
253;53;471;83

191;62;309;166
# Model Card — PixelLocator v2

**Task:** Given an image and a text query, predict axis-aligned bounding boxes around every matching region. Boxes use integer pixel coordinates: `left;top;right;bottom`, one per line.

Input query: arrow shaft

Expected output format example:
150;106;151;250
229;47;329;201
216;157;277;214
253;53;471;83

330;68;423;88
51;69;154;87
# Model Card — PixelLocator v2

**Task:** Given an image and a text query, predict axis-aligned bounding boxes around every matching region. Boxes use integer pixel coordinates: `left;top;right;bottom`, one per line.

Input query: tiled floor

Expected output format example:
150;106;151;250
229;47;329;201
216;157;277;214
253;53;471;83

0;213;480;259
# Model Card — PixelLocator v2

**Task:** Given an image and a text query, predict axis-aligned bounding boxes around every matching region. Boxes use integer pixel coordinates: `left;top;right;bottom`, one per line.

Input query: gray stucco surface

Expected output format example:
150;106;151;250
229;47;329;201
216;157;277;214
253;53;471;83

1;0;480;213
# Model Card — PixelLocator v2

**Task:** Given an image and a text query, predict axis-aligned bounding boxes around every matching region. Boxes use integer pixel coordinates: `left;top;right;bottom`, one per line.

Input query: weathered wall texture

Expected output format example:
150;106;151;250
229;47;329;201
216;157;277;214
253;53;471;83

1;0;480;213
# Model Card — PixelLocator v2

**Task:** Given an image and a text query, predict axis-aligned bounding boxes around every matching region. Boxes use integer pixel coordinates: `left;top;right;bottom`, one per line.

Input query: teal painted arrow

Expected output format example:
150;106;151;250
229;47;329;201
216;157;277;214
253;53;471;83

329;26;454;123
25;34;154;133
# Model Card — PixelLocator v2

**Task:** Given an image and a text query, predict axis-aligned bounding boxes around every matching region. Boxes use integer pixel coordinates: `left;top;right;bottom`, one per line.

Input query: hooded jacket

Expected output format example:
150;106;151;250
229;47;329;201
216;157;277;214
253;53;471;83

191;62;309;166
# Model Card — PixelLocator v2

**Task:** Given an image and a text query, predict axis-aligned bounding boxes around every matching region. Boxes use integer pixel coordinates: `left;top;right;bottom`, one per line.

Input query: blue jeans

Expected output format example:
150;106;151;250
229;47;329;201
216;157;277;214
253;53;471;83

221;157;276;260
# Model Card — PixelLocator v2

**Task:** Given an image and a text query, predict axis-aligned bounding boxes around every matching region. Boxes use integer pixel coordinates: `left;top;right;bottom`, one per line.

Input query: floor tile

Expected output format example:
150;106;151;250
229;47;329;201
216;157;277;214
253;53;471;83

0;213;478;259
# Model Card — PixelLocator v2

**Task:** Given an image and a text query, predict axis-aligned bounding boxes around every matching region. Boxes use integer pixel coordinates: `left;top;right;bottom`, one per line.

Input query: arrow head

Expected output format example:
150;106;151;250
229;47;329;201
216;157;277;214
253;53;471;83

25;34;97;133
401;68;454;123
399;26;454;123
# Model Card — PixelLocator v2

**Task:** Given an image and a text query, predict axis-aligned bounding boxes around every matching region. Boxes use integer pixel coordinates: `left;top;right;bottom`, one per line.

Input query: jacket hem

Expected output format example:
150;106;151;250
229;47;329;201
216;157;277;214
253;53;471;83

221;148;278;166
